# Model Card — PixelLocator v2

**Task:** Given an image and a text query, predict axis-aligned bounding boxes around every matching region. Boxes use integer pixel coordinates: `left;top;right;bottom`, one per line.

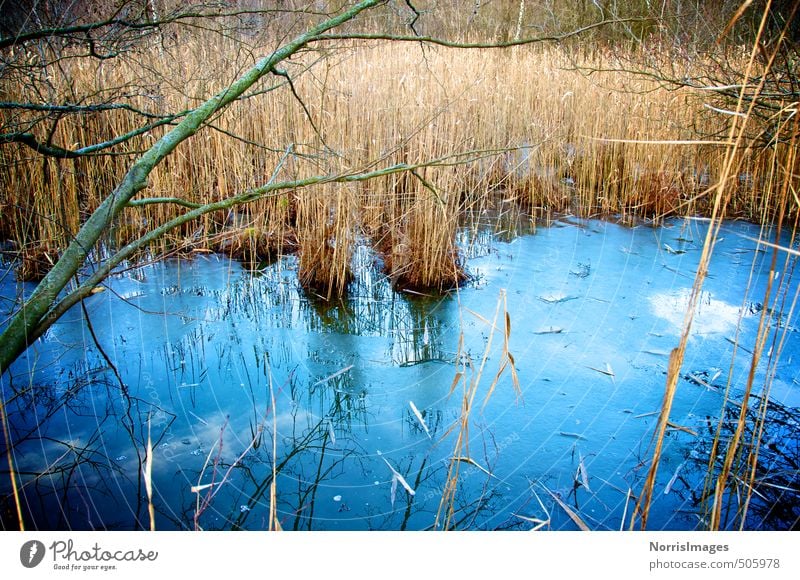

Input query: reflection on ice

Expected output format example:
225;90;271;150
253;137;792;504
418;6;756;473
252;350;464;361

649;288;744;336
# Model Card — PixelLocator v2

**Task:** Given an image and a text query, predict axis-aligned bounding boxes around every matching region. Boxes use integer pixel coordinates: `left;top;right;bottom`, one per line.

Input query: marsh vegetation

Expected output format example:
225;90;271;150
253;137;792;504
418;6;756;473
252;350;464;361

0;0;798;530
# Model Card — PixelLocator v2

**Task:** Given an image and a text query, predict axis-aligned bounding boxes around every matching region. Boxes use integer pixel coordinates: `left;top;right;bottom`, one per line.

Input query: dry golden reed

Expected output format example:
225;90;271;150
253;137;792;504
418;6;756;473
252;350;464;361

0;33;785;291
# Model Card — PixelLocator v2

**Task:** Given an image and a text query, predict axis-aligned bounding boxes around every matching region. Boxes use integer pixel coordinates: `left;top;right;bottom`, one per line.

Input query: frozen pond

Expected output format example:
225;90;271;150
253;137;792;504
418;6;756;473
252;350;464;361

1;216;798;530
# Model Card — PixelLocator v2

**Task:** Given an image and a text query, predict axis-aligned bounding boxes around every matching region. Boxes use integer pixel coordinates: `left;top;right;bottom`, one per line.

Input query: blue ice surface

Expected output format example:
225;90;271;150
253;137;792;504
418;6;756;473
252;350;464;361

1;216;797;530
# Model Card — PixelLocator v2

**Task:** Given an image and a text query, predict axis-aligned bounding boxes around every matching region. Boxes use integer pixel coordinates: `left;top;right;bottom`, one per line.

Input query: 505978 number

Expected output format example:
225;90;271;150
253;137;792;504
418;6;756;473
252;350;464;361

736;558;780;569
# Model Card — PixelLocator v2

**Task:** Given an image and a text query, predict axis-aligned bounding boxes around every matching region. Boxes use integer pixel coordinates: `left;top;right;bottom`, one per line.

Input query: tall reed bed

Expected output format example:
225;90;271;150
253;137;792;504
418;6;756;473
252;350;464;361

0;33;782;292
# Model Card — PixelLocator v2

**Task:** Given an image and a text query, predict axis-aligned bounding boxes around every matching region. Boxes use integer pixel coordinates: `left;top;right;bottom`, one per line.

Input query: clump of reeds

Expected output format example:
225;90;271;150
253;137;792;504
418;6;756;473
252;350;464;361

213;226;296;269
378;168;468;292
295;184;355;300
209;200;297;269
382;206;466;292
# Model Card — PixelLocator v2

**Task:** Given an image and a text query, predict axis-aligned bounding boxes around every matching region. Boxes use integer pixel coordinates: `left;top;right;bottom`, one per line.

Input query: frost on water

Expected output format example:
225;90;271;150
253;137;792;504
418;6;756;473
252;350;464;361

2;217;796;531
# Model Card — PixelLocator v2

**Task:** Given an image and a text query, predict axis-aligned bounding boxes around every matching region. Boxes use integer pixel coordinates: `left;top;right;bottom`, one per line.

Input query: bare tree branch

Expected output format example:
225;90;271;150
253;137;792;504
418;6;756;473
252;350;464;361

313;17;660;48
